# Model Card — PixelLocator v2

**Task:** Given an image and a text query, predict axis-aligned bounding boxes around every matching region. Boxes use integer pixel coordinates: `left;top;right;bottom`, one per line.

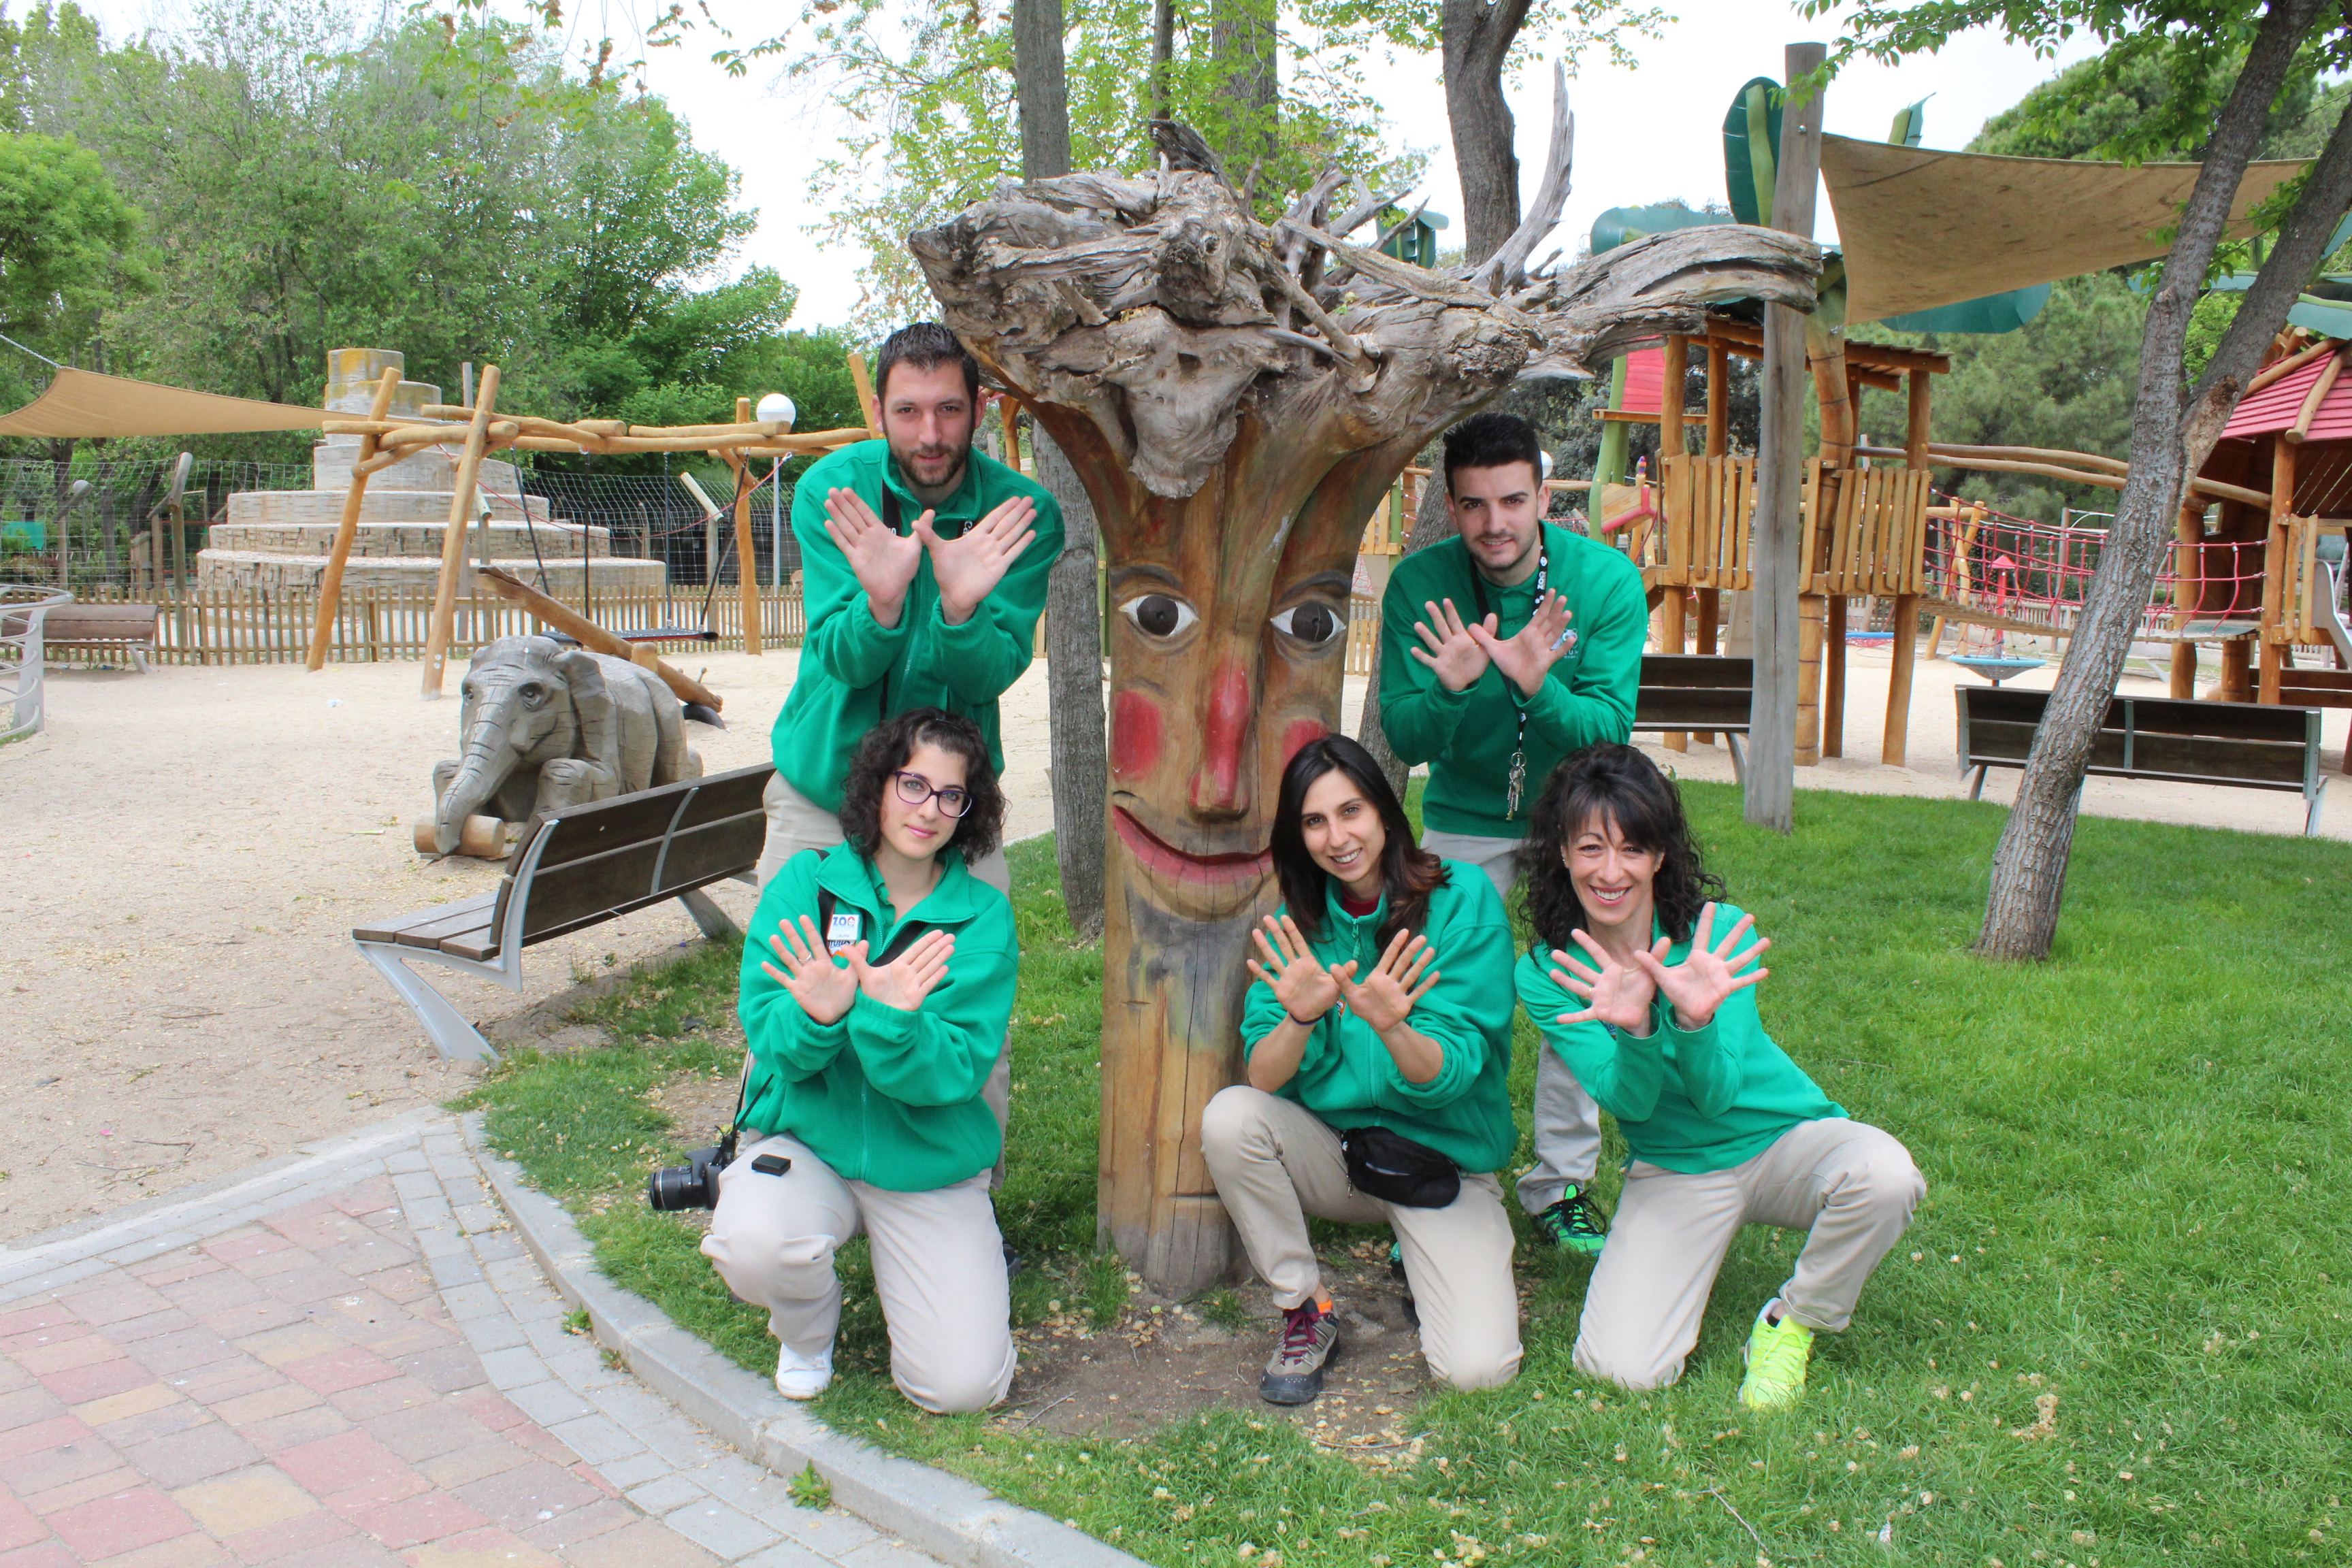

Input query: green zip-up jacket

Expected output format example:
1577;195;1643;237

736;842;1017;1192
1514;905;1844;1175
1379;524;1646;838
770;439;1063;811
1239;862;1519;1174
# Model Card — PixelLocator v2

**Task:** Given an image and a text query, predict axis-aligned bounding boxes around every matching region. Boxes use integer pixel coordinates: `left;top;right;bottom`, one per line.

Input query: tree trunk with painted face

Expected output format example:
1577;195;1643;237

912;105;1819;1290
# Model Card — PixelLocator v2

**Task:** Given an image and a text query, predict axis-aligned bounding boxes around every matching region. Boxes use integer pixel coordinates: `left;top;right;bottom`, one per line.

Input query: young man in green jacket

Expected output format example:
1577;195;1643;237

1377;412;1647;1257
755;321;1064;896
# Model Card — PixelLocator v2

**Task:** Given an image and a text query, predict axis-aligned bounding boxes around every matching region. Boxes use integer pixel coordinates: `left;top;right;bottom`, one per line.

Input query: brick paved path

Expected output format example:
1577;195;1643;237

0;1114;946;1567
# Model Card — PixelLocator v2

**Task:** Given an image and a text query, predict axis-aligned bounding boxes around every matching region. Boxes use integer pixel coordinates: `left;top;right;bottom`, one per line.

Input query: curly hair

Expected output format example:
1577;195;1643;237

1270;735;1450;946
1522;743;1725;950
838;707;1005;864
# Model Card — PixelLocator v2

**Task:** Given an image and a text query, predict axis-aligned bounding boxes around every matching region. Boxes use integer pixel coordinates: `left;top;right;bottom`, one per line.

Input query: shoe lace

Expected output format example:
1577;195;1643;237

1750;1320;1810;1384
1279;1302;1325;1359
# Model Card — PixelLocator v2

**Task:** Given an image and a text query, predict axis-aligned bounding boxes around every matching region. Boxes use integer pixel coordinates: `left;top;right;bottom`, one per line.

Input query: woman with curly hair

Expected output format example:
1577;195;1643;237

703;708;1017;1413
1516;743;1923;1409
1202;735;1522;1407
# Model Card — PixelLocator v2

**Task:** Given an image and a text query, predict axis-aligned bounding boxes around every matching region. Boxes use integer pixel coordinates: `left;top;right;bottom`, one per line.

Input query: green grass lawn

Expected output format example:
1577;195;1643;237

462;785;2352;1567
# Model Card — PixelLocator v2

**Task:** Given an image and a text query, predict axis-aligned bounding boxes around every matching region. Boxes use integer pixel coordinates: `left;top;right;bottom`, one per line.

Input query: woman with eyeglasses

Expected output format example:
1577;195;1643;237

1201;735;1523;1406
703;707;1018;1413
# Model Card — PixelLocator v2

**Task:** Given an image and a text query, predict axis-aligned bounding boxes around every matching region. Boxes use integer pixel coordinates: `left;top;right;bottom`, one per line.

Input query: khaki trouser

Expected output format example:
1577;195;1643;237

1419;826;1603;1209
700;1132;1015;1414
1573;1117;1926;1391
755;771;1013;1181
1199;1085;1522;1391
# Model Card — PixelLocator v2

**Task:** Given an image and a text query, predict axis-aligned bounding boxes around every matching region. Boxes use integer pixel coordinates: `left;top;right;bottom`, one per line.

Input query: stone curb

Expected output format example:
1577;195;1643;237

461;1113;1147;1568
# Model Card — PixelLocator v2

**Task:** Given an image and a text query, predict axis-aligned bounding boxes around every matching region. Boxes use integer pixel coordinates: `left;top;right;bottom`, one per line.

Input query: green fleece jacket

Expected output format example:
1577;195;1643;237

736;843;1016;1192
1378;524;1646;838
1239;862;1519;1174
1514;904;1844;1175
770;439;1063;811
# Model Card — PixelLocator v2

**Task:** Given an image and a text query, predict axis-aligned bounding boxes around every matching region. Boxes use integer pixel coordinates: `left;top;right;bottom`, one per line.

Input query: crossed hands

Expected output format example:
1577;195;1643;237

1548;903;1769;1035
1407;592;1573;698
1245;915;1440;1035
762;919;955;1024
821;487;1038;628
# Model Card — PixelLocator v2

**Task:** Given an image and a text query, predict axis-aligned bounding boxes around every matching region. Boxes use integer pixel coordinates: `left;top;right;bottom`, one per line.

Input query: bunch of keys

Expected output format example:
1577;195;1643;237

1505;747;1529;819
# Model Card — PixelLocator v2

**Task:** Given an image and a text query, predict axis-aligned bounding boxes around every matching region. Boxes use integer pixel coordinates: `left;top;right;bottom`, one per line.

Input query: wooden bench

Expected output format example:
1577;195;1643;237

42;602;159;670
354;761;774;1060
1955;686;2329;836
1635;654;1752;781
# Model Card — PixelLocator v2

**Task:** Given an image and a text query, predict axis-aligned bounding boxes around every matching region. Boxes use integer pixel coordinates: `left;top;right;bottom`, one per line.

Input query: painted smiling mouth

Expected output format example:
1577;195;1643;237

1112;807;1271;883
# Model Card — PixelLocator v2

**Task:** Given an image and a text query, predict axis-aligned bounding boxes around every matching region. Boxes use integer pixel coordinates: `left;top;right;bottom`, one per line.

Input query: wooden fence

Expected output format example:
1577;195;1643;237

67;583;809;666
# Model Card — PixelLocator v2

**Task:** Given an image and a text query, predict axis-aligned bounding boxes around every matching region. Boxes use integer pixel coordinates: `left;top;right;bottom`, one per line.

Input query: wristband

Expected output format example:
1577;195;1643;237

1287;1009;1328;1028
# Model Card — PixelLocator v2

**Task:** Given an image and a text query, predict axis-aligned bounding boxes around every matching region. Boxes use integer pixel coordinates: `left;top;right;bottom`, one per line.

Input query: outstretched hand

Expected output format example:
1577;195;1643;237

849;928;956;1012
1547;927;1659;1034
822;487;923;627
1245;915;1341;1025
1631;903;1769;1030
1330;928;1439;1035
1407;598;1493;693
761;917;860;1026
1465;589;1572;698
919;495;1037;625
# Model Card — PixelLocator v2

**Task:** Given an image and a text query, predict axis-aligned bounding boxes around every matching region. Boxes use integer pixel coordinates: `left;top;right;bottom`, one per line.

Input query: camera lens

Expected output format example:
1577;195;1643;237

645;1145;727;1211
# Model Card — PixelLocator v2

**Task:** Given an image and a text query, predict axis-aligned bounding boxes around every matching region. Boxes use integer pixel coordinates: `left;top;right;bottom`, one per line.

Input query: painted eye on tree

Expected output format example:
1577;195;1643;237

1120;593;1198;639
1269;602;1346;644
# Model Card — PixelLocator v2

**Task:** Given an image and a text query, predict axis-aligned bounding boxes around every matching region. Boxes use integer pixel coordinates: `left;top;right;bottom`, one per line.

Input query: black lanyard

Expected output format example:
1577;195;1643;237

1467;542;1547;821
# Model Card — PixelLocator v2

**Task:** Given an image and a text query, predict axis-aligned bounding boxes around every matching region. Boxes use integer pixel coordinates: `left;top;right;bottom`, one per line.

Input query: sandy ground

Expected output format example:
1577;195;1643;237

1;638;2338;1243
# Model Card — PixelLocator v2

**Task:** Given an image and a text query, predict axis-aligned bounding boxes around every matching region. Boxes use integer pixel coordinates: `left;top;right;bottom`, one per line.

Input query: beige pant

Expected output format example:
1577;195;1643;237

1573;1117;1925;1391
700;1132;1015;1414
755;770;1013;1179
1420;826;1603;1208
1199;1085;1522;1390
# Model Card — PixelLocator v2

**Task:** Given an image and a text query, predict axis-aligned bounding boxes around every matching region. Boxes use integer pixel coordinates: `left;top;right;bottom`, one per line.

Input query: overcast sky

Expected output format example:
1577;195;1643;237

87;0;2107;329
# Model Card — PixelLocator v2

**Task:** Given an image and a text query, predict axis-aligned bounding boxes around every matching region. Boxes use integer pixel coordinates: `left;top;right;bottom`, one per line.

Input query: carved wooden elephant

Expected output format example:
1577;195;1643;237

423;635;700;855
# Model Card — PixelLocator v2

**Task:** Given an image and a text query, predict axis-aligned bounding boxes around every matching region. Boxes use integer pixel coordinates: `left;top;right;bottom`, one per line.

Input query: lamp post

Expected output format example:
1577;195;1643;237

755;393;796;589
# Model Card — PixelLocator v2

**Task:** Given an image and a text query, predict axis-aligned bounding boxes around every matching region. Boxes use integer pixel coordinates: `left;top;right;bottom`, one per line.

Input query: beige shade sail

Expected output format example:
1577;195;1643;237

1821;135;2308;324
0;366;332;437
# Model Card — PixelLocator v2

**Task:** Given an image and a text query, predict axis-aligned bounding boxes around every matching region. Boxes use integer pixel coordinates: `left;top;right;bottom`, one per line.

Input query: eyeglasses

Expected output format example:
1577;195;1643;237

893;771;973;817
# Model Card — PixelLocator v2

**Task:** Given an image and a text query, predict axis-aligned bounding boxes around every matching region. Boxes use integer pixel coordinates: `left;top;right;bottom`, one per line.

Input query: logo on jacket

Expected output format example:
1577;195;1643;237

826;909;863;954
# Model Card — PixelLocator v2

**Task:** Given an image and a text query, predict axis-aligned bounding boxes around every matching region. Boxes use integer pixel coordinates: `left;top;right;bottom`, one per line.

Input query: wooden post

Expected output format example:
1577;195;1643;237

732;397;762;655
1001;397;1024;472
1823;595;1846;757
420;365;500;699
1705;339;1729;457
2171;497;2202;698
849;351;883;436
1882;368;1931;764
474;568;723;712
1746;40;1825;832
2259;434;2295;703
1661;333;1690;751
2219;636;2251;702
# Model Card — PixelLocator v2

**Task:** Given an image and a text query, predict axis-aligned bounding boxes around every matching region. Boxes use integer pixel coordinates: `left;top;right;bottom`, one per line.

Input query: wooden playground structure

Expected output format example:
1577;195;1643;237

1608;316;2352;770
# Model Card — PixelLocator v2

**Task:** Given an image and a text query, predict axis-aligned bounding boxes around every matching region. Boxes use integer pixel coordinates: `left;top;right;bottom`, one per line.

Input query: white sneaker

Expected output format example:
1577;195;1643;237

774;1342;834;1400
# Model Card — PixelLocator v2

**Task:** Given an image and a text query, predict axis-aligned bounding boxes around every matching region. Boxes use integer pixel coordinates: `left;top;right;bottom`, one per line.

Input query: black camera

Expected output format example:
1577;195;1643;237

647;1134;736;1211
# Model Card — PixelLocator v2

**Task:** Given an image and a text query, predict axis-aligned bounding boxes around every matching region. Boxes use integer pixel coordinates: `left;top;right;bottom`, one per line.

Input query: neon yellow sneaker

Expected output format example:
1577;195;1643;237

1737;1301;1814;1410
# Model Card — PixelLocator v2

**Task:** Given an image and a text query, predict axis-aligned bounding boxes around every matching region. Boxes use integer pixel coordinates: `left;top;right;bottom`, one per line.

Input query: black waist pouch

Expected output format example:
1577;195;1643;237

1340;1124;1460;1209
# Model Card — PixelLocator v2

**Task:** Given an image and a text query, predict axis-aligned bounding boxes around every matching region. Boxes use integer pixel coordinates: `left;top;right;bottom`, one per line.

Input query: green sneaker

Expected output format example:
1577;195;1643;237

1533;1186;1610;1256
1738;1301;1815;1410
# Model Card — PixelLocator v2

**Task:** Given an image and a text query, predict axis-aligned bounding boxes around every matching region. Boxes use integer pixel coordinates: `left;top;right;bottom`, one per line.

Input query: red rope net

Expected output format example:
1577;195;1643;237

1922;493;2265;640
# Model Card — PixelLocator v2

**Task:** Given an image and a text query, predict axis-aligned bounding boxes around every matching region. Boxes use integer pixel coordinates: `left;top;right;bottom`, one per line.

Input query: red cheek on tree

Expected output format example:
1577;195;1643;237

1111;691;1164;778
1280;720;1327;768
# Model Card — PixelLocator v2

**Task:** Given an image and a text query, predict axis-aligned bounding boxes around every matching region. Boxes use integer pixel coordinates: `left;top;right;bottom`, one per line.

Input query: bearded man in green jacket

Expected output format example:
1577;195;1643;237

1377;411;1646;1258
756;321;1064;894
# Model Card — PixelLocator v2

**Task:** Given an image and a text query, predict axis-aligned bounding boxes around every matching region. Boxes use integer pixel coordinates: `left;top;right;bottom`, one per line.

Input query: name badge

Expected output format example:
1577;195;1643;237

825;909;862;955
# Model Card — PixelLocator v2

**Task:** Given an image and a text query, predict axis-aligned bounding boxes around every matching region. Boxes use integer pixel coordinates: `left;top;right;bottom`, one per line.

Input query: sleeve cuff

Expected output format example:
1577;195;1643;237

847;987;919;1045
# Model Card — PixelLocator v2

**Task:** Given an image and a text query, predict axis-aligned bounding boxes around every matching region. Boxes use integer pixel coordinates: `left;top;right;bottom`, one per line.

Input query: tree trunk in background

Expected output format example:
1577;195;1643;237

1978;0;2339;959
1209;0;1278;178
1357;472;1456;800
1036;430;1108;938
1011;0;1106;935
1150;0;1175;120
1441;0;1533;264
1011;0;1070;181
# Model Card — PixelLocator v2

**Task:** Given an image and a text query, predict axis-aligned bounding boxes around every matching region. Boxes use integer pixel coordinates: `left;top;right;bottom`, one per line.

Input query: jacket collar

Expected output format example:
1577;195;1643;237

1320;877;1389;939
875;440;983;525
817;839;987;925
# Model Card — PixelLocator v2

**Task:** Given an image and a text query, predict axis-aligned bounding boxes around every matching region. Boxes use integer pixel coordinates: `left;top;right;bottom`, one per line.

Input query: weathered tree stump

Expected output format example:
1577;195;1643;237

913;108;1819;1291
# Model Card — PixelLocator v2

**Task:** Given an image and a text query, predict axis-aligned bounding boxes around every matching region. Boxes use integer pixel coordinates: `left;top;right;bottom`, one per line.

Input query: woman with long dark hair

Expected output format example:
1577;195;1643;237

1516;744;1924;1409
1200;735;1522;1406
704;708;1018;1414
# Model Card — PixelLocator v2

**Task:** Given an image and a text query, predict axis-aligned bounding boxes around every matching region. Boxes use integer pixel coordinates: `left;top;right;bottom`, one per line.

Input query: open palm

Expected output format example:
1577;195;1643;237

1548;927;1659;1033
1632;903;1769;1030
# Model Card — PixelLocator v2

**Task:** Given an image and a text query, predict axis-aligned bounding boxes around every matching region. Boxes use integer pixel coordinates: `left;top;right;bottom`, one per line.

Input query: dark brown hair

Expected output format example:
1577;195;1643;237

1271;736;1449;946
839;707;1004;864
873;322;981;404
1523;743;1725;949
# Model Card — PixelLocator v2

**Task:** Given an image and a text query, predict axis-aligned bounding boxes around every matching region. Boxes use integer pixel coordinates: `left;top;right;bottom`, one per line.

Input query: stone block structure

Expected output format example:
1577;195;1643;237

195;348;666;593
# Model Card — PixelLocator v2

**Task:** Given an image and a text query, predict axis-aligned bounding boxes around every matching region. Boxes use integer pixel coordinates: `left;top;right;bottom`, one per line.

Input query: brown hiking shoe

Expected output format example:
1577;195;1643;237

1260;1298;1340;1405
